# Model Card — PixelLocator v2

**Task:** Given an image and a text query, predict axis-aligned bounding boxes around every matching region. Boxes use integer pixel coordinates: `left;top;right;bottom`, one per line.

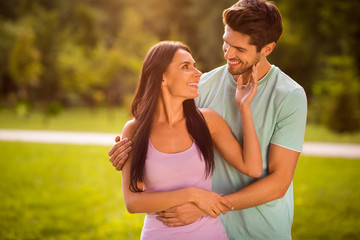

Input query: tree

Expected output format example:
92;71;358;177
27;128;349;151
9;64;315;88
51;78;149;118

310;56;360;132
8;19;42;102
277;0;360;94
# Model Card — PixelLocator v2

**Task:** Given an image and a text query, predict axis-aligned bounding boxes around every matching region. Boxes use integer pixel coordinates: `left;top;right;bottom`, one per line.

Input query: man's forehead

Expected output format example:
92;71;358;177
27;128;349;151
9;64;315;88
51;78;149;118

223;30;252;48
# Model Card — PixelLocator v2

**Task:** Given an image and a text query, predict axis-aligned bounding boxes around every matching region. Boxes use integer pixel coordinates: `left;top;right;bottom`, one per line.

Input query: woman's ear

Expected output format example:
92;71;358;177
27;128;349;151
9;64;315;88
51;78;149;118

162;73;167;86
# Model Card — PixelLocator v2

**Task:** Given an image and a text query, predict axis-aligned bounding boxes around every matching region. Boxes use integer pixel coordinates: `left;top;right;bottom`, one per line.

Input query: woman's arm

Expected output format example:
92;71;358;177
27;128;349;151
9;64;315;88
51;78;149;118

120;120;233;216
200;66;262;178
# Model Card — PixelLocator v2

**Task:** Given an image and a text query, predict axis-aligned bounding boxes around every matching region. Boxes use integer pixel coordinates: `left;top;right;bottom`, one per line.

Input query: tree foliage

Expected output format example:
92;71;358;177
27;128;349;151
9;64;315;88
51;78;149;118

310;56;360;132
0;0;359;132
275;0;360;132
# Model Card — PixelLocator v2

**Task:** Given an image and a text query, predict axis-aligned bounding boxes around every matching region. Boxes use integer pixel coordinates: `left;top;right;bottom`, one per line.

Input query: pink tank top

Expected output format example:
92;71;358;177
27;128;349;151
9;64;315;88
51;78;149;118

140;140;228;240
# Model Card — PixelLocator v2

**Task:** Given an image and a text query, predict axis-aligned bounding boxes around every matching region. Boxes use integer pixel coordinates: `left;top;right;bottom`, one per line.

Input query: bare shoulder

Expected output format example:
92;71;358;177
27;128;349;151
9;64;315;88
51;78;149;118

122;118;139;140
198;108;224;134
199;108;222;123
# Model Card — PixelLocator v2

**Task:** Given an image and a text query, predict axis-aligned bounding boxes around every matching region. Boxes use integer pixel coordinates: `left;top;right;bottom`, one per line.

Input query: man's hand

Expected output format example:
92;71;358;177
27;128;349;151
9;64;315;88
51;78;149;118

108;136;132;170
156;203;207;227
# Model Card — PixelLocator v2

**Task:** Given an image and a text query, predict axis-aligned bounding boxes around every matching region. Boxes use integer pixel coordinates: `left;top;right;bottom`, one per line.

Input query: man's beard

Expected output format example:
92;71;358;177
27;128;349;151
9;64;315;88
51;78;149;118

228;64;253;76
227;54;260;76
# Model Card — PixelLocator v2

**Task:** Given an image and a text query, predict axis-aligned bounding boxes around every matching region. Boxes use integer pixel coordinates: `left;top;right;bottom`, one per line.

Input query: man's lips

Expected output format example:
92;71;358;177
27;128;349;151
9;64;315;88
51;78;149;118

227;60;241;67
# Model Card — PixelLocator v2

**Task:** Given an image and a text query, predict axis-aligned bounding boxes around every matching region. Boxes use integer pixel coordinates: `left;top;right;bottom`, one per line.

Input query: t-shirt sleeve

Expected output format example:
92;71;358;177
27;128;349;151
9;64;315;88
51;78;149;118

194;75;209;108
194;95;201;108
270;87;307;152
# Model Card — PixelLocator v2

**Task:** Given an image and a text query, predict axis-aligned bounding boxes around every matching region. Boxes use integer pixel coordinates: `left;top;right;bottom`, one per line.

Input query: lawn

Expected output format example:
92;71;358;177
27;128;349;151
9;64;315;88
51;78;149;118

293;156;360;239
1;141;359;239
0;141;144;240
0;107;130;134
304;124;360;144
1;107;360;143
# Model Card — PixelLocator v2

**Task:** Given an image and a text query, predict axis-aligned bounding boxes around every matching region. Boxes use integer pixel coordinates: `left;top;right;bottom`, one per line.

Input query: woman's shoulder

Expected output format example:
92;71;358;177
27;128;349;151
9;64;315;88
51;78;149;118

198;108;224;133
199;108;219;121
122;118;139;139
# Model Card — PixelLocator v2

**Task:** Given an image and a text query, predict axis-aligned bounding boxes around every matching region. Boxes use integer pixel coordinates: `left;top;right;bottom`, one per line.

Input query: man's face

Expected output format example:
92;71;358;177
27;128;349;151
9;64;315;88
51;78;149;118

222;25;260;78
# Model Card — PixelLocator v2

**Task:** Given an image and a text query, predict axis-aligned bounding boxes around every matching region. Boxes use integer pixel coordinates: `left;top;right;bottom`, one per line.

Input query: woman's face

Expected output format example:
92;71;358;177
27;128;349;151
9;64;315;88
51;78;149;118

162;49;202;100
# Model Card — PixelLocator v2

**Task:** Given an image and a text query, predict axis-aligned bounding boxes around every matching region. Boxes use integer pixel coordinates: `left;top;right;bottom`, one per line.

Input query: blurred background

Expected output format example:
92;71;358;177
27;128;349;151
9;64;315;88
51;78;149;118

0;0;359;239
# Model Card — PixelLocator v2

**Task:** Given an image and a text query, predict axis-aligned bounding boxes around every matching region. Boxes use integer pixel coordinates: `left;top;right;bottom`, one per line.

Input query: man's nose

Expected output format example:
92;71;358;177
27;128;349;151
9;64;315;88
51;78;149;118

224;46;235;59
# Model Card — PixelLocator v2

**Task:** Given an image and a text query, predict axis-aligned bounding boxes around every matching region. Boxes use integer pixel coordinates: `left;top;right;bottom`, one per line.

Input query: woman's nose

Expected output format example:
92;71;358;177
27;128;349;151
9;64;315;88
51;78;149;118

195;68;202;78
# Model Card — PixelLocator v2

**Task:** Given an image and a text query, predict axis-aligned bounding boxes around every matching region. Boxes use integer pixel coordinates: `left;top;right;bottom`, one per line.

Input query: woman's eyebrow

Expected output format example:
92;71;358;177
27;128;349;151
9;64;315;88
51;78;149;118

180;60;194;65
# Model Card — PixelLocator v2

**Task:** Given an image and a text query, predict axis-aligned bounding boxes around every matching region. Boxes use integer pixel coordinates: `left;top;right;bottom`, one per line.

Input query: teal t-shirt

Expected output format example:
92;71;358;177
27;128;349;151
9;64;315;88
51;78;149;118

195;64;307;240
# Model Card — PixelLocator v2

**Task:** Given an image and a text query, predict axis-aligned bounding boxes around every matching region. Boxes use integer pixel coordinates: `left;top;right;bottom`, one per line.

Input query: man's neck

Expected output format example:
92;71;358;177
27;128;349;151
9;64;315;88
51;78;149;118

232;60;272;84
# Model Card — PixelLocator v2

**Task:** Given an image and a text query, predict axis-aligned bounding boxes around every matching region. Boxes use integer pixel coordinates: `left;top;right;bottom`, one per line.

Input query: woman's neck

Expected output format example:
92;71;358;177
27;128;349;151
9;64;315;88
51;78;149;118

154;93;185;127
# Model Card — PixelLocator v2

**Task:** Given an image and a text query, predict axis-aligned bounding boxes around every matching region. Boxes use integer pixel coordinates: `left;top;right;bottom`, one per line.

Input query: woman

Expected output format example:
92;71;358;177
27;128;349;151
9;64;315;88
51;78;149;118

121;41;262;240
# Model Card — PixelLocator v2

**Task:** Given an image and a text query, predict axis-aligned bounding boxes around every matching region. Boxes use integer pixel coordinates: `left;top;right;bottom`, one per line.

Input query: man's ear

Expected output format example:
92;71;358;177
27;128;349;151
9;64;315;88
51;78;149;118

261;42;276;57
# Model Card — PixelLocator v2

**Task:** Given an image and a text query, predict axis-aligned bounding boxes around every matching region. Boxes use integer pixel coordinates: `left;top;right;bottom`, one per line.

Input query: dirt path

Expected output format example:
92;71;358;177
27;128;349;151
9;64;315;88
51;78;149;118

1;129;359;159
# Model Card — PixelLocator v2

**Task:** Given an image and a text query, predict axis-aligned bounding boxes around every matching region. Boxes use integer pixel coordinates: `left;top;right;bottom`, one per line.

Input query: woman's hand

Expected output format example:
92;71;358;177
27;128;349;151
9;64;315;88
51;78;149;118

235;64;259;112
189;187;233;218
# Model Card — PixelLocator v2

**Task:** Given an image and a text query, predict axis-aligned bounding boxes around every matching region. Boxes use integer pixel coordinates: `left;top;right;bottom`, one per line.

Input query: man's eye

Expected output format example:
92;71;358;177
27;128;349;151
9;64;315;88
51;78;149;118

182;65;189;69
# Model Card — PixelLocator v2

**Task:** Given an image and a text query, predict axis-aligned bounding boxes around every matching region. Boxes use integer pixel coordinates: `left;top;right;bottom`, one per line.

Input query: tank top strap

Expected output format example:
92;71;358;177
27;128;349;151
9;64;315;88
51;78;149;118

148;140;196;156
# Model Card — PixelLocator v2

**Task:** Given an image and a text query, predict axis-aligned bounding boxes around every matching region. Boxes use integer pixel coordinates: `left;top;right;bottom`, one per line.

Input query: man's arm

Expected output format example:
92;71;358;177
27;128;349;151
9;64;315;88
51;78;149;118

156;203;207;226
224;87;306;208
157;143;299;226
224;144;299;209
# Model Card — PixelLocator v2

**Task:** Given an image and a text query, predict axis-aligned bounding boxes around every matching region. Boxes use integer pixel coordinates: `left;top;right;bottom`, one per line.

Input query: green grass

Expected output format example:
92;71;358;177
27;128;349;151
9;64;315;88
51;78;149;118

0;107;131;134
1;107;360;143
0;141;144;240
1;141;359;239
304;124;360;144
293;156;360;239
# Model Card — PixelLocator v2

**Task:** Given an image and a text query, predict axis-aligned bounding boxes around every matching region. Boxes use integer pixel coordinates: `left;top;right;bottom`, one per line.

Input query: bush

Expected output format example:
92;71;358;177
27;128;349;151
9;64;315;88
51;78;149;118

45;100;62;118
309;55;360;133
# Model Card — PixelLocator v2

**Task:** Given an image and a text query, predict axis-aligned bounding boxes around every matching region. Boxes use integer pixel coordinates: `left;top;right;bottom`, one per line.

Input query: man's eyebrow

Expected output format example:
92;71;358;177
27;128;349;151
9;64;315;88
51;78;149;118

232;44;247;51
224;40;247;51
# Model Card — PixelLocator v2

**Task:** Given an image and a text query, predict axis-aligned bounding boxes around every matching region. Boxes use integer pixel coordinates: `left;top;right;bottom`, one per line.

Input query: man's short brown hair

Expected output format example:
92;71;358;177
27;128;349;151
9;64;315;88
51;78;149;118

223;0;283;52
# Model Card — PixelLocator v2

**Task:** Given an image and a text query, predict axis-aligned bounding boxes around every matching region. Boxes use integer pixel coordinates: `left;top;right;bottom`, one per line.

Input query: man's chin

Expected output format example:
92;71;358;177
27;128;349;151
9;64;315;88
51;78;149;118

227;65;252;76
227;65;239;75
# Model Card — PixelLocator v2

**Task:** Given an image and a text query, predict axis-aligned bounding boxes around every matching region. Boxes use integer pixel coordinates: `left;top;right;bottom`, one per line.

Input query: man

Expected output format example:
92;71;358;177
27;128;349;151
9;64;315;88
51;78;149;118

108;0;307;239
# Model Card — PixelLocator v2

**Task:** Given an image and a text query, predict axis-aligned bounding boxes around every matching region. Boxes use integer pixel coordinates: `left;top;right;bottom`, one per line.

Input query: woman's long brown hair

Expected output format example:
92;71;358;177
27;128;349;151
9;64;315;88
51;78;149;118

129;41;214;192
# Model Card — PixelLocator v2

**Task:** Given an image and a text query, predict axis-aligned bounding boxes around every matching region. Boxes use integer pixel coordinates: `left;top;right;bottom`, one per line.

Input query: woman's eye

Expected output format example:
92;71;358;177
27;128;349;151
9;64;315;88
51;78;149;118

182;65;189;69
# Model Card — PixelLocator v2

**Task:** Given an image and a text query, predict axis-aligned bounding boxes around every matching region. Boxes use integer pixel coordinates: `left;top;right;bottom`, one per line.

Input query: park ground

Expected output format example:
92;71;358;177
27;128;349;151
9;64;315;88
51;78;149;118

1;108;360;239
